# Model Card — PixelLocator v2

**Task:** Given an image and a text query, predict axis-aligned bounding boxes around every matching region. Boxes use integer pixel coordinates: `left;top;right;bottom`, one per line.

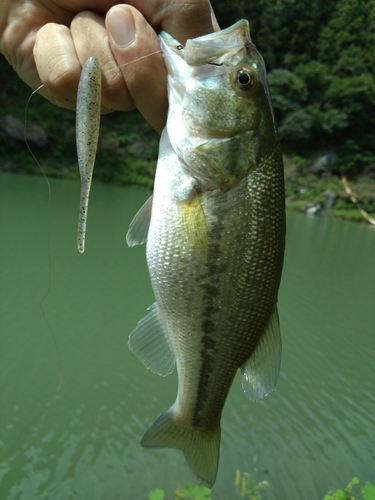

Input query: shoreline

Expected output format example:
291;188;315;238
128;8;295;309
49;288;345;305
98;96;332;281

1;160;374;226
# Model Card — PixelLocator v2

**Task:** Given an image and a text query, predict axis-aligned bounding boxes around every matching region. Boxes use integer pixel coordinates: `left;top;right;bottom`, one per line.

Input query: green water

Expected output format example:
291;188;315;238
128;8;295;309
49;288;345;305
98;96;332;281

1;173;374;500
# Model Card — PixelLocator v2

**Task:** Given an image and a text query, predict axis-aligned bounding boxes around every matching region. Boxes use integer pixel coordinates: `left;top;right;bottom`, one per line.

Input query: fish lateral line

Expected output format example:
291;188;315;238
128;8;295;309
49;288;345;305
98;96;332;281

129;19;286;487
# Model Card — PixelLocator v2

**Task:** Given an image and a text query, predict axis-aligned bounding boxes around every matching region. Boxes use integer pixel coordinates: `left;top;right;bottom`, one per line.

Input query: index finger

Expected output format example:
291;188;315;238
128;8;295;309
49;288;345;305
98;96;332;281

55;0;219;41
124;0;219;43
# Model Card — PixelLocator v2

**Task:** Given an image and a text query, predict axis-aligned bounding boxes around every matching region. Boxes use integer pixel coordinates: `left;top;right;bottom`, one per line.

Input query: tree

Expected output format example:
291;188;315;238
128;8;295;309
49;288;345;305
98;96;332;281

211;0;375;172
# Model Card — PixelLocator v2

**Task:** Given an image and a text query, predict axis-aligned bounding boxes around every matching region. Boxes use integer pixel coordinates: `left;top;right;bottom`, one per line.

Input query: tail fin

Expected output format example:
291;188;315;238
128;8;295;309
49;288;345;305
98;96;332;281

141;408;221;488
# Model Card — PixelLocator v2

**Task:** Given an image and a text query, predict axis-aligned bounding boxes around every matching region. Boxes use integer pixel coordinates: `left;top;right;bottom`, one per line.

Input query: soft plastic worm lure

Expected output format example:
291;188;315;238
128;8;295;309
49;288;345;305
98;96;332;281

76;56;101;253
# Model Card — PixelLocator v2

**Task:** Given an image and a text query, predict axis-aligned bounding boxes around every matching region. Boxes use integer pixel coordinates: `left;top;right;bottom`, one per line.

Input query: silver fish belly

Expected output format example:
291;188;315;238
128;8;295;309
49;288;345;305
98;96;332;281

127;20;285;488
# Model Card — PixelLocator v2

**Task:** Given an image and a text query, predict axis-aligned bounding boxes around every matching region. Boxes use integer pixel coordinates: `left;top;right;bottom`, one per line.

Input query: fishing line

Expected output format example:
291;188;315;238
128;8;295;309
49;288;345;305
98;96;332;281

23;85;63;386
17;83;63;494
117;49;163;68
17;46;162;490
99;49;163;95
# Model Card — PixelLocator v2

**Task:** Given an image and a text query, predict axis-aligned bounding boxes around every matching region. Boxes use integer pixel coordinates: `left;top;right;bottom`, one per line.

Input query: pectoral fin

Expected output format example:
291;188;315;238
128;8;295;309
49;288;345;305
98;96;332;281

128;303;175;376
126;195;153;247
179;194;207;254
240;306;282;402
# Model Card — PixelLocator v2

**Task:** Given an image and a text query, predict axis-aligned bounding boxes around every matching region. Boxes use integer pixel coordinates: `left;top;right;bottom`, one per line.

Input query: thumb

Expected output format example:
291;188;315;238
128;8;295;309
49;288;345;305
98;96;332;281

106;5;168;133
154;0;220;44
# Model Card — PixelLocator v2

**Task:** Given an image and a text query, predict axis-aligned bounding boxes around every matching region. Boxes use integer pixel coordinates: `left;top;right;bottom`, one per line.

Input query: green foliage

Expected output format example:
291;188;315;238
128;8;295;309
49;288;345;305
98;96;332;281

283;154;375;221
267;69;311;141
148;483;212;500
364;481;375;500
147;463;268;500
323;476;360;500
338;140;375;173
148;475;375;500
2;1;375;196
211;0;375;174
235;469;269;500
148;488;165;500
174;483;212;499
323;476;375;500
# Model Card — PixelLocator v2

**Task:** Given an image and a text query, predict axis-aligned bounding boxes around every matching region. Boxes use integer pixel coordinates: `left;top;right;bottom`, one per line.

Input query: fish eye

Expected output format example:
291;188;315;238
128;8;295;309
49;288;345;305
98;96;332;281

231;67;257;95
237;70;252;88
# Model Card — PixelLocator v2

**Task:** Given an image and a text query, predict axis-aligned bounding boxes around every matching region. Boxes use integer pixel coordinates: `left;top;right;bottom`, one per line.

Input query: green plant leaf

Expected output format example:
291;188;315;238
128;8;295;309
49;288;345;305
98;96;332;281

334;489;346;500
363;481;375;500
148;488;165;500
178;483;212;499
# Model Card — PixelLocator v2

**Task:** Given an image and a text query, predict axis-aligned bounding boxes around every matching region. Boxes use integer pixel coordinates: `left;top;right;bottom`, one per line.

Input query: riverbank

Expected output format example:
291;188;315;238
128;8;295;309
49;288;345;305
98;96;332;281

1;108;374;225
283;155;375;224
1;56;374;224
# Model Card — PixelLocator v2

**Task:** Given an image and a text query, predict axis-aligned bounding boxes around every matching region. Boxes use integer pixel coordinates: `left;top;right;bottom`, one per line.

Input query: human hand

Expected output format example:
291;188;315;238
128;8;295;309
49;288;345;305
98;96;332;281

0;1;218;133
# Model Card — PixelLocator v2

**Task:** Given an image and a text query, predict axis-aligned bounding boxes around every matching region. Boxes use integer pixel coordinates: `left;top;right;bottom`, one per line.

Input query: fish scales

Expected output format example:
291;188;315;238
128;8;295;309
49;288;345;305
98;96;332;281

127;19;285;488
149;155;283;422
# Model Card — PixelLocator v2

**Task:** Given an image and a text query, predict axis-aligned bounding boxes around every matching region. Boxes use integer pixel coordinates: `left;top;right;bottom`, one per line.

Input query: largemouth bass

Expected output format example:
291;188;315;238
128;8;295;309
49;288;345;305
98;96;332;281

126;19;285;488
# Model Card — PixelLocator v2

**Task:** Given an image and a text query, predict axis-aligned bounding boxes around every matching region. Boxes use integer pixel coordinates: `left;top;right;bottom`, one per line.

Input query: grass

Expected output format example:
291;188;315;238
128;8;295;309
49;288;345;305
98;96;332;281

147;472;375;500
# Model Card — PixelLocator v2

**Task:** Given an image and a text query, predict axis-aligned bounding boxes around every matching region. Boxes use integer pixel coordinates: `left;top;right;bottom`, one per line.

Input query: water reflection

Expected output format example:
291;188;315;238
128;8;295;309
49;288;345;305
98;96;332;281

1;174;374;499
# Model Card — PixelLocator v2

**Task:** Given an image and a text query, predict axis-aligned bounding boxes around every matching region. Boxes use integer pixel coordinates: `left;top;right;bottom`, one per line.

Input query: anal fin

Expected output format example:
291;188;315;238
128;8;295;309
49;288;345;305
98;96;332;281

241;306;282;402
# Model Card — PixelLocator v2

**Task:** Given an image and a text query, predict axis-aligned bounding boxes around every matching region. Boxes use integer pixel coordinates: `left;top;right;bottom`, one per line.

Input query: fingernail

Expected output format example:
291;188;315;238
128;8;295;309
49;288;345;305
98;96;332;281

108;7;136;47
